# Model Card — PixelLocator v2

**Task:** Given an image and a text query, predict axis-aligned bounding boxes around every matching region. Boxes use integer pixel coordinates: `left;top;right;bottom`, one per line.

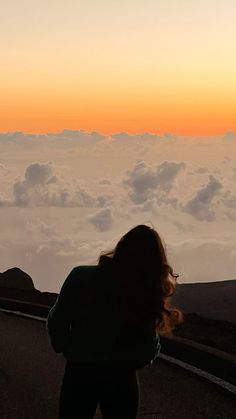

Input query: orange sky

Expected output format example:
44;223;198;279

1;0;236;135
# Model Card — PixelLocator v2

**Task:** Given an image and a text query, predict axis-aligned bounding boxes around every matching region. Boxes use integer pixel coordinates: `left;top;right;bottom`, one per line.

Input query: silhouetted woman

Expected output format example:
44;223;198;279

47;224;181;419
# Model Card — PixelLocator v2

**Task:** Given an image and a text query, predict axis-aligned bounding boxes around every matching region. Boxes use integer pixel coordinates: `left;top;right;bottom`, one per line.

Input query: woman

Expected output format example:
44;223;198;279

47;224;181;419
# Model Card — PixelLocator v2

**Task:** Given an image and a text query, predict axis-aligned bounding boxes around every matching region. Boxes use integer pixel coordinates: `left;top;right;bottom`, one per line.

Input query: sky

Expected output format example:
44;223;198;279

1;0;236;134
1;2;236;291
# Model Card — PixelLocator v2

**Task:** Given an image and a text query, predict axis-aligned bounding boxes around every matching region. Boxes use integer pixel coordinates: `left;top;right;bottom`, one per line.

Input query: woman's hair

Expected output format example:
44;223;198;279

99;224;182;336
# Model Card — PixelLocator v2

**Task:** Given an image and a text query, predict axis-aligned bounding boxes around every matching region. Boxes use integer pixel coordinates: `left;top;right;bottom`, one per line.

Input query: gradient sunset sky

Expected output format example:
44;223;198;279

1;0;236;135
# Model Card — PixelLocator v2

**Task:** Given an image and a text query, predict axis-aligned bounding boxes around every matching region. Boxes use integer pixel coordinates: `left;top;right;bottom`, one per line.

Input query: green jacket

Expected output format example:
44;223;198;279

47;265;160;368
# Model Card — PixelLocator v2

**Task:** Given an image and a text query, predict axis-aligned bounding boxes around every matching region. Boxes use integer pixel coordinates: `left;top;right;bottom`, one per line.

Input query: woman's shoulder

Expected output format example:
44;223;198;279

72;265;97;274
71;265;98;283
64;265;96;281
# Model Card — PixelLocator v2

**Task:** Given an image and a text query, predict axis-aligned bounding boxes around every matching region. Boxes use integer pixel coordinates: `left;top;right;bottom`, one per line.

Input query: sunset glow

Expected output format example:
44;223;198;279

1;0;236;135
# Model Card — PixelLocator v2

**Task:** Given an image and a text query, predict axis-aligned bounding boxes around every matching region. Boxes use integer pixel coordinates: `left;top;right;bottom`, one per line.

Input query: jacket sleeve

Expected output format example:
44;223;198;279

47;268;76;353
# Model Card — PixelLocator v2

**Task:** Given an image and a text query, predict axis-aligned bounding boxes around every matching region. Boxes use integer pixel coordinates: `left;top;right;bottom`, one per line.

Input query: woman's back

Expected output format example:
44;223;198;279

48;263;158;368
67;264;121;363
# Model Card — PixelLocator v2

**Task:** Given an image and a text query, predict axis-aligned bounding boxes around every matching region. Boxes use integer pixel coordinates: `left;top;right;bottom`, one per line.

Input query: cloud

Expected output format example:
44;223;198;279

223;131;236;141
57;129;107;144
0;162;103;208
24;162;56;185
111;132;161;142
1;130;236;291
133;198;158;213
96;194;113;207
38;187;95;207
183;175;223;221
162;132;177;141
12;162;59;206
0;161;115;209
124;160;186;204
222;191;236;209
0;130;108;152
88;208;114;232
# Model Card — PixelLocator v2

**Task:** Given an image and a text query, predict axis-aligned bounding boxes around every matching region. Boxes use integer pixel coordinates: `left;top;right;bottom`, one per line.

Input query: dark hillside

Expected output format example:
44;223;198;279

173;279;236;323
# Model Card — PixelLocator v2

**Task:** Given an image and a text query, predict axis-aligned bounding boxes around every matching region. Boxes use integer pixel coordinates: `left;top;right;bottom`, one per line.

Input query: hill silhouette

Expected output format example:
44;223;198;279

0;267;35;290
0;267;57;306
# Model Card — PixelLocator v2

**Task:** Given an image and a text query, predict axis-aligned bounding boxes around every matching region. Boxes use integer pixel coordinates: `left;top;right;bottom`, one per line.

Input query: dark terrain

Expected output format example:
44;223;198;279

1;267;236;356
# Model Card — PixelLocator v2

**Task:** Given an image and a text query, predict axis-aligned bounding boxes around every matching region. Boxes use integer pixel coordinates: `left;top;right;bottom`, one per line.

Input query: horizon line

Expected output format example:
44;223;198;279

0;128;236;137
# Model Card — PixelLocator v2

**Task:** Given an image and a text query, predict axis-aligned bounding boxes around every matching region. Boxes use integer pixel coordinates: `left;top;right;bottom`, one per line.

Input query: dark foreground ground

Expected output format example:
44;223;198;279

0;311;236;419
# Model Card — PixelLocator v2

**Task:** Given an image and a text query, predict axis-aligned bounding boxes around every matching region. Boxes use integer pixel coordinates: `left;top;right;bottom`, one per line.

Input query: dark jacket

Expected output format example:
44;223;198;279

47;264;160;368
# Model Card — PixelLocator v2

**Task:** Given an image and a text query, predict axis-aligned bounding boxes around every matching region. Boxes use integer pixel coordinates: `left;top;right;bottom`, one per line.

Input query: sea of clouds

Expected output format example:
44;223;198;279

0;130;236;291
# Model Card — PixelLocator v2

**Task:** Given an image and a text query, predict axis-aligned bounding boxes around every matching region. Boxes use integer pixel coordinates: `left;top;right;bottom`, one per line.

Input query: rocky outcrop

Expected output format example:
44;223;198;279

0;267;35;290
0;267;57;307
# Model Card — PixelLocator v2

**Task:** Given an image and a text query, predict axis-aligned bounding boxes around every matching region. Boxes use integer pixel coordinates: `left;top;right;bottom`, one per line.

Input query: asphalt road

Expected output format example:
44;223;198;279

0;311;236;419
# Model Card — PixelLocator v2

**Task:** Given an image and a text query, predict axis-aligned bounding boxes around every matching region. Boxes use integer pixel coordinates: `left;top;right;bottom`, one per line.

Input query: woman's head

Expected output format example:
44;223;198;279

113;224;171;277
99;224;182;335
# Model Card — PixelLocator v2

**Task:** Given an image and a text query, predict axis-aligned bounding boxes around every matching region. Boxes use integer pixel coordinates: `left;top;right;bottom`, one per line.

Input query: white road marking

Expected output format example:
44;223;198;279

159;353;236;395
0;307;46;322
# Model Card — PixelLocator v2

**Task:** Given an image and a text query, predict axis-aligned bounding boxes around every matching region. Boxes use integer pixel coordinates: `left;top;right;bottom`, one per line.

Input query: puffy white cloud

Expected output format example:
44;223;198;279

13;162;57;206
124;160;186;204
0;160;116;209
124;161;158;204
0;162;103;208
88;208;114;232
182;175;223;221
24;162;57;185
154;161;186;191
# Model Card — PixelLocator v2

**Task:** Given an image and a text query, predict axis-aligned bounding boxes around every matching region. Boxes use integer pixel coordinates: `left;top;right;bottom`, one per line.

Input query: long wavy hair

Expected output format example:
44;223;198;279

98;224;182;336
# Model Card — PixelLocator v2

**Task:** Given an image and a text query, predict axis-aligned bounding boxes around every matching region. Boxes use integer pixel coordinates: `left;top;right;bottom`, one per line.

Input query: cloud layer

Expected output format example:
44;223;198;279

1;130;236;290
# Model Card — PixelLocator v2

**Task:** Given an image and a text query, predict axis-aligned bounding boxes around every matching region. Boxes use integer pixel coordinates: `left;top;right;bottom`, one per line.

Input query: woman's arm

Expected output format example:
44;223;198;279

47;268;76;353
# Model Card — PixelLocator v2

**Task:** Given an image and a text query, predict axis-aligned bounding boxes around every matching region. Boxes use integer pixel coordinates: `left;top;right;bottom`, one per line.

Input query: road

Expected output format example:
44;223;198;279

0;311;235;419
